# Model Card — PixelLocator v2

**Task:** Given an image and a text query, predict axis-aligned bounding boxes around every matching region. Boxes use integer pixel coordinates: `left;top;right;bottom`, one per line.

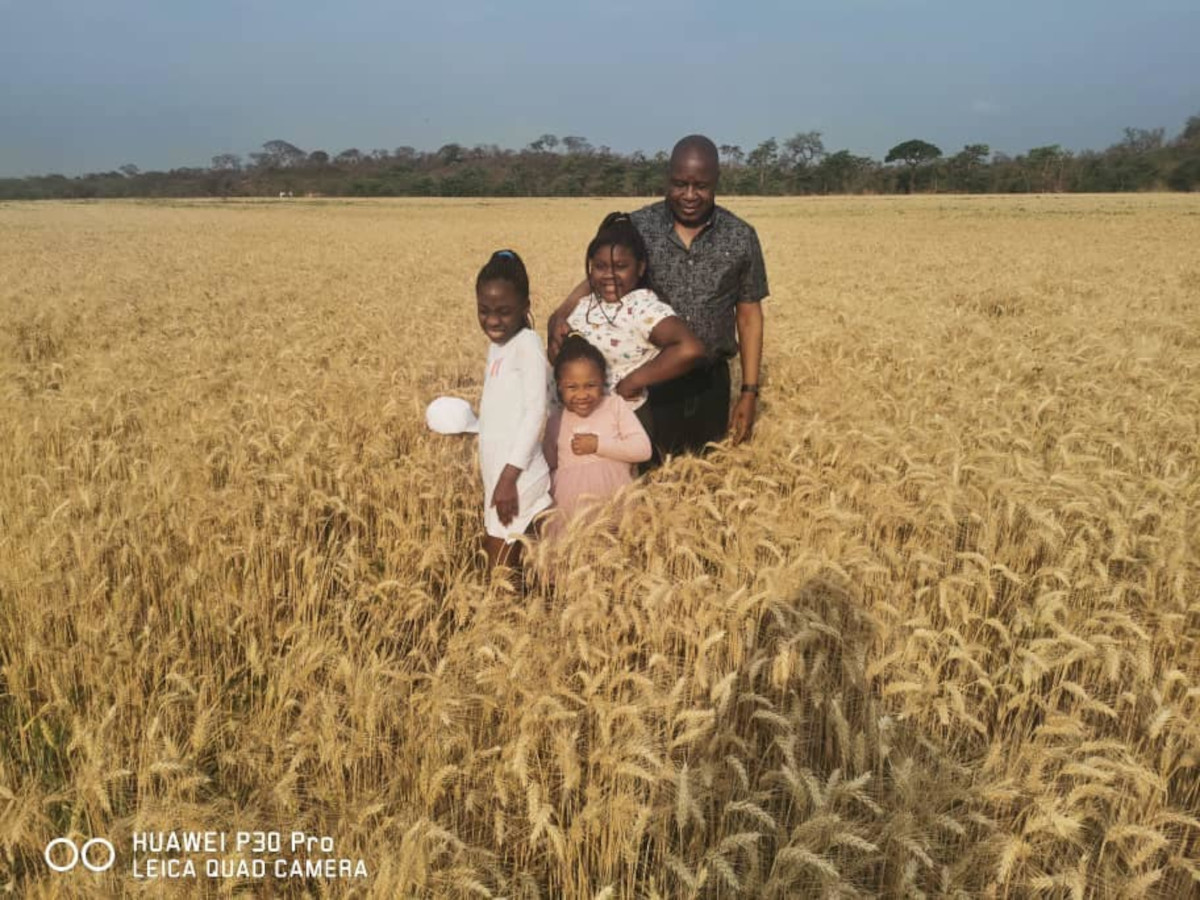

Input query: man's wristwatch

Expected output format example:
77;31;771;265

740;384;759;395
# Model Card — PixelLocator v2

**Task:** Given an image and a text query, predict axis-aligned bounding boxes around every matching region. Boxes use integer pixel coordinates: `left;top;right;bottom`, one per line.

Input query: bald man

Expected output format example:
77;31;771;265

549;135;768;457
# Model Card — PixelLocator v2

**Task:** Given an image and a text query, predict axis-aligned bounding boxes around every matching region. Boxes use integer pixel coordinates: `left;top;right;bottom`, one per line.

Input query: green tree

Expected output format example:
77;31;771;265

1120;127;1165;155
630;151;660;195
1103;129;1162;190
1167;113;1200;191
1175;114;1200;147
468;143;501;161
781;131;825;192
562;135;593;155
816;150;872;194
816;150;873;194
947;144;990;192
1167;157;1200;191
528;134;559;153
433;144;462;165
782;131;825;167
211;153;241;171
885;139;942;193
1024;145;1068;192
440;165;488;195
261;140;306;168
597;159;628;195
747;138;779;193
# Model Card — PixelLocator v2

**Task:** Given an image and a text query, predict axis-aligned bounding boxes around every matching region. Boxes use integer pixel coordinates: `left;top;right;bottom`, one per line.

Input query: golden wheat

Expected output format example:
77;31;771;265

1;194;1198;898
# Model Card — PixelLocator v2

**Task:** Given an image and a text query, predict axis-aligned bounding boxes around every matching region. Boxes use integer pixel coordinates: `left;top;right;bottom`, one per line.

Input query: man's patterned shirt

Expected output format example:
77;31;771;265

630;200;768;361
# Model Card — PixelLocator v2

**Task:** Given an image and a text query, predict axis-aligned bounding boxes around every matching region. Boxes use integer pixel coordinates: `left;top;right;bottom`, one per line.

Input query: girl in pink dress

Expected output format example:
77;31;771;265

543;334;652;537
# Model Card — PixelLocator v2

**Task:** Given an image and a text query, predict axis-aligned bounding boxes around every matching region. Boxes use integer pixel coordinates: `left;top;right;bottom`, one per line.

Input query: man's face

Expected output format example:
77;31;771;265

666;151;718;227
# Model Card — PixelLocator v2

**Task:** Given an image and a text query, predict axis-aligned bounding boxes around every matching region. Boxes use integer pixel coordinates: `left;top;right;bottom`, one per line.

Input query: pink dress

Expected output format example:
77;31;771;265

543;394;652;536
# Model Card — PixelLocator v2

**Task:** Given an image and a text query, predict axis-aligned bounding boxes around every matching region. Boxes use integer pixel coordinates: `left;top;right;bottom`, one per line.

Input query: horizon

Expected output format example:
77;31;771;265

3;122;1197;181
2;1;1198;178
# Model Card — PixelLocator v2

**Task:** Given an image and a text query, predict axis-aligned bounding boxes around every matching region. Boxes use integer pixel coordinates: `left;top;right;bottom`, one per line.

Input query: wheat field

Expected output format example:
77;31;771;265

1;195;1198;898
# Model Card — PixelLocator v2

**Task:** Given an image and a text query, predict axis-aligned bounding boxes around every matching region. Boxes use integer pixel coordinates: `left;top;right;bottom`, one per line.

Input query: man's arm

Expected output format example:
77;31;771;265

614;316;705;399
546;279;590;361
729;226;768;445
729;301;764;445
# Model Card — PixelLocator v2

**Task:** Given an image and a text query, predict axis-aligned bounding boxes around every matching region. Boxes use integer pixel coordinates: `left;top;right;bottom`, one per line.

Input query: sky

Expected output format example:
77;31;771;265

1;0;1197;177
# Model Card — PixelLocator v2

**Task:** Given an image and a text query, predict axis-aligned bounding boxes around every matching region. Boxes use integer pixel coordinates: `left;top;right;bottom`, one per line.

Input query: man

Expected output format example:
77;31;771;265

548;135;767;453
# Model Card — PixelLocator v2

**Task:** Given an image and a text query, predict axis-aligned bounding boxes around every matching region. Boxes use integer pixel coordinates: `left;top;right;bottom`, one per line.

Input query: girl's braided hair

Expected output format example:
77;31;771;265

554;332;608;386
585;212;649;287
477;248;529;300
477;248;532;329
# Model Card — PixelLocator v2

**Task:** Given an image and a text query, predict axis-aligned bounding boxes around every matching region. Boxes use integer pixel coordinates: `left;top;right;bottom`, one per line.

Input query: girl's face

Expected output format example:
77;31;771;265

588;244;646;304
476;278;528;345
557;357;605;417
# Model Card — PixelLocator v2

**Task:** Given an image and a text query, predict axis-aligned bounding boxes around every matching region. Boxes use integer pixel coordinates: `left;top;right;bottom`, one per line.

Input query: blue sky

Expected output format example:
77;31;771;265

1;0;1197;176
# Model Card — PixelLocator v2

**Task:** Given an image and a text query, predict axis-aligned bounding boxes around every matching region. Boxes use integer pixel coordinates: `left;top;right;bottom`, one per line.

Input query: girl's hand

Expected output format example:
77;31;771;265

491;465;522;525
571;433;599;455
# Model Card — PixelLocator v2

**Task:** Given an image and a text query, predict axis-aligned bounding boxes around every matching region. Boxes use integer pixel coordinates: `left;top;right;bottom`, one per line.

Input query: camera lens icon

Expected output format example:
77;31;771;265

44;837;116;873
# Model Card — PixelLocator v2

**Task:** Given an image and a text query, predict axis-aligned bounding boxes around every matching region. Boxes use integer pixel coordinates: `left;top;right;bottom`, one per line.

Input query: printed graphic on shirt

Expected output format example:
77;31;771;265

566;289;674;401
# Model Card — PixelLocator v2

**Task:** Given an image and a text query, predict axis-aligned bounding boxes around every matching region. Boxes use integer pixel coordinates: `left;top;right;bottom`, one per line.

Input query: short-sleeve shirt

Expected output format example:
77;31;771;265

630;201;768;361
565;287;675;410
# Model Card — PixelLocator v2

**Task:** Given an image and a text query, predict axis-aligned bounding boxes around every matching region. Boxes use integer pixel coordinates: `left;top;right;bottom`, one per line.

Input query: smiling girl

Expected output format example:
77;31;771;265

542;334;651;537
475;249;552;571
563;213;704;451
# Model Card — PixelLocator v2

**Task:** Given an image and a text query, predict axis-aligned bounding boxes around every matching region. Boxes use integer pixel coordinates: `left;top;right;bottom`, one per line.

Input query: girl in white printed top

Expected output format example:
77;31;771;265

563;213;704;456
475;249;552;572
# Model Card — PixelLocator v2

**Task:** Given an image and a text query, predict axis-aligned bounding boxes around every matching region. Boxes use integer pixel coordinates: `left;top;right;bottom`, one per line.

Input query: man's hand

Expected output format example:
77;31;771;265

546;278;592;362
729;393;757;445
490;465;522;525
613;371;645;401
570;432;599;455
732;301;763;446
546;309;571;362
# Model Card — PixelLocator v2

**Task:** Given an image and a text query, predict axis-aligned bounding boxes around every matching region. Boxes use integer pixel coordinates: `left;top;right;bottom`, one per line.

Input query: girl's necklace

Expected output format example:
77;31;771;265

589;294;623;328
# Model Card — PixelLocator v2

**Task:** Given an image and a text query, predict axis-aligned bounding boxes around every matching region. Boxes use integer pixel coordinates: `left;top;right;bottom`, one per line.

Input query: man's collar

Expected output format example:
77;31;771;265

658;199;719;232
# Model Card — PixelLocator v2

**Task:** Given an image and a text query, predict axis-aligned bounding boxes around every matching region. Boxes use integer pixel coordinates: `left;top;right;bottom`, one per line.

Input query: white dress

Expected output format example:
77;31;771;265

479;328;552;541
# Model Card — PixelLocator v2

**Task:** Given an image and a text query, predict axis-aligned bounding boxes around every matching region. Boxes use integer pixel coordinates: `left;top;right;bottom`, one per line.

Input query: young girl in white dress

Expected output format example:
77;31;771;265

475;250;552;571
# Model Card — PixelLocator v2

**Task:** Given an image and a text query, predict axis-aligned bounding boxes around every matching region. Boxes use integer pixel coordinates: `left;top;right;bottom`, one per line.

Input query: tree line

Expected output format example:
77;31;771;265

3;115;1198;201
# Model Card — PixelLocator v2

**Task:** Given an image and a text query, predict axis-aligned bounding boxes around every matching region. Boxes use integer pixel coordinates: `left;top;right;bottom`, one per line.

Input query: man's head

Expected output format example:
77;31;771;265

667;135;719;227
